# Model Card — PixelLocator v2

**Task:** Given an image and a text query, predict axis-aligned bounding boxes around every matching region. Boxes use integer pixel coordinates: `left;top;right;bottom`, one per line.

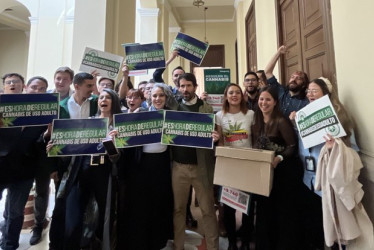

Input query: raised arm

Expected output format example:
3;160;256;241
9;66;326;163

264;45;287;79
118;62;129;100
153;49;180;83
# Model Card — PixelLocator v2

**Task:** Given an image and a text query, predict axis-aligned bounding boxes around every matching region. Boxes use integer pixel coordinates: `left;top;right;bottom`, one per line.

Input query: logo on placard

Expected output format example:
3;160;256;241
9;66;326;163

325;125;340;136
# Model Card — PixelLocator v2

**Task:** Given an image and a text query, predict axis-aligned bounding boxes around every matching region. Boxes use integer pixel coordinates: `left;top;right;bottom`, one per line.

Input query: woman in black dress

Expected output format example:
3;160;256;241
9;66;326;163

251;86;304;250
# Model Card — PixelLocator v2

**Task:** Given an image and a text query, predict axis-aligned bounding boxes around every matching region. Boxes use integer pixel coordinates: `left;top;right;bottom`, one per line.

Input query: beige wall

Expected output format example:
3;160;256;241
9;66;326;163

236;0;279;87
182;21;237;83
331;0;374;221
0;29;28;84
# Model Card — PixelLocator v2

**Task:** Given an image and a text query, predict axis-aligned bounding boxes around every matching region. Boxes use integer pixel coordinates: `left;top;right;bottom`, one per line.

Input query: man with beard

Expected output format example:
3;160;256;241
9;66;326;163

264;45;309;118
243;71;260;111
171;73;219;250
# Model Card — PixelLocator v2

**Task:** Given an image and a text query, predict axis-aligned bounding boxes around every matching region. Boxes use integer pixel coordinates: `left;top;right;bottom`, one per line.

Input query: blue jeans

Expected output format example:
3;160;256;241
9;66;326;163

1;179;33;250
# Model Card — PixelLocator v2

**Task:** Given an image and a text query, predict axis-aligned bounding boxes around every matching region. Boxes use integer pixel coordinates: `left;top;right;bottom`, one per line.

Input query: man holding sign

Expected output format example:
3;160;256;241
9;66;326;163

49;72;99;250
0;73;48;250
171;73;219;250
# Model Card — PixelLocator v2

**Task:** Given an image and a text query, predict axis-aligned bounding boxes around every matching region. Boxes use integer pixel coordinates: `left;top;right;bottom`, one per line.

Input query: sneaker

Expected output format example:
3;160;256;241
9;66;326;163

29;226;43;245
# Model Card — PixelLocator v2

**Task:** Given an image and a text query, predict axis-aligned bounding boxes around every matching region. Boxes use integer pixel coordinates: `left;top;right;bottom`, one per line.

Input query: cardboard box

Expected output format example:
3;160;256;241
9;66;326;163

214;146;274;197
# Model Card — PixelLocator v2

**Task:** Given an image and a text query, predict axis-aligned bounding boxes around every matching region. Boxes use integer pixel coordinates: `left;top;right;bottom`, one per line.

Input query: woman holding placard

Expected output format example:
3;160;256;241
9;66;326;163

121;83;175;250
251;86;304;250
216;83;254;250
295;78;373;250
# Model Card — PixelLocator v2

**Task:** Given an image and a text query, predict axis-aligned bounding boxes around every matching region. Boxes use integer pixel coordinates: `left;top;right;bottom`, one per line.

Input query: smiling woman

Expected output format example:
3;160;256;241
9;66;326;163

251;86;304;250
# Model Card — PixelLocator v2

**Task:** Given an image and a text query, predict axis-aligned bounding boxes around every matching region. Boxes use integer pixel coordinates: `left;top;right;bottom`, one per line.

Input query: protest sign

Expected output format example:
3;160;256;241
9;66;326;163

220;186;251;215
128;69;148;77
171;32;209;65
49;118;108;157
114;111;164;148
0;93;59;128
204;68;230;112
296;95;346;149
124;42;166;71
80;47;123;79
162;110;214;149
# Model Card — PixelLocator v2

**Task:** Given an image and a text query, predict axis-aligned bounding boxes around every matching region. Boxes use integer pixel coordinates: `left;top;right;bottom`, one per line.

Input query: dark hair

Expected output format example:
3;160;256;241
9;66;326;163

97;88;122;116
138;81;148;87
178;73;197;87
291;71;309;98
127;88;145;101
222;83;248;114
73;72;93;85
244;71;259;80
98;77;115;88
54;66;74;80
308;78;330;96
27;76;48;88
2;73;25;84
256;70;268;85
253;86;282;135
172;66;185;75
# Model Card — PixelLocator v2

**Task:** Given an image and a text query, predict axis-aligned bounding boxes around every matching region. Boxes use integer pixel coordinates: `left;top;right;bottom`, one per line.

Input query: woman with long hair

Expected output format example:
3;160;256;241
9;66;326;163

252;86;304;250
297;78;372;250
216;83;254;250
121;83;175;250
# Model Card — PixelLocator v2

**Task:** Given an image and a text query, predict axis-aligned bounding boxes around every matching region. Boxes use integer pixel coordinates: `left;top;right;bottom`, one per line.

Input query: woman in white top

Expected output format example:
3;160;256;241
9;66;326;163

216;83;254;250
122;83;175;250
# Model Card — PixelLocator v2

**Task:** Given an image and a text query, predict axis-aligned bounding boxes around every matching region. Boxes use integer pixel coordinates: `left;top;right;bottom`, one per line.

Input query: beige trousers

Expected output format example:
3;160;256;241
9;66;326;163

172;161;219;250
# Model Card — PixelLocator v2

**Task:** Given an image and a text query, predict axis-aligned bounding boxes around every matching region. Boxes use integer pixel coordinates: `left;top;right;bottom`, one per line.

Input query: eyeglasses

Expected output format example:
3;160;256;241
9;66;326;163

4;79;22;85
244;78;257;83
99;82;113;88
306;89;320;94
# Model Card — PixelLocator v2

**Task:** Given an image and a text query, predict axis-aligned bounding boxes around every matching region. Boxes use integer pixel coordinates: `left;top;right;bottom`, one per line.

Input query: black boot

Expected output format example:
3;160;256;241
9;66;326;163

228;241;238;250
239;242;250;250
29;224;43;245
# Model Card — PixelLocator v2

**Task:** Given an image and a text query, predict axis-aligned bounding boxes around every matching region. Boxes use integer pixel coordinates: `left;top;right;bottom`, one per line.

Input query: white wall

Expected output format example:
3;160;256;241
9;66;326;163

331;0;374;221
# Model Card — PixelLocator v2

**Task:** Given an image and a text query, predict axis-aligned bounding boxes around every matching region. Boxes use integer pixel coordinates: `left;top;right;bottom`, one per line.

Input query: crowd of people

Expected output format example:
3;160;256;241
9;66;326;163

0;45;372;250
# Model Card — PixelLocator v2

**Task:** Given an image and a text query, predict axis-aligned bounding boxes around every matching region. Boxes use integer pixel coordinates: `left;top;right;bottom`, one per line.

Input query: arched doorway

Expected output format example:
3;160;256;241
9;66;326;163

0;0;31;91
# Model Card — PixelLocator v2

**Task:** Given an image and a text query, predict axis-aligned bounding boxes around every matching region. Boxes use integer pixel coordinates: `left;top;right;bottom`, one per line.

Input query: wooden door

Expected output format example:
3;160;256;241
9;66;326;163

277;0;336;87
190;44;225;73
246;2;257;72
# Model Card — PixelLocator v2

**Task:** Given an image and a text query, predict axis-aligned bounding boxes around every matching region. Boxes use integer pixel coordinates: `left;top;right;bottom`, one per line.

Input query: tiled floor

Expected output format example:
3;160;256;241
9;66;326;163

0;185;238;250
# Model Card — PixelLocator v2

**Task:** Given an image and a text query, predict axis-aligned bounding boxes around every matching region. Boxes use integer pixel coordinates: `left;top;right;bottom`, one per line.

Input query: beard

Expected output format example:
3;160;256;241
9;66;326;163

183;91;195;101
246;87;258;95
288;81;302;92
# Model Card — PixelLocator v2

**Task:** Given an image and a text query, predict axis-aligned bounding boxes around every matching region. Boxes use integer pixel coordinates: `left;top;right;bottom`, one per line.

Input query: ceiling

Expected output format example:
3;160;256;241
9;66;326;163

168;0;237;24
0;0;237;31
0;3;30;31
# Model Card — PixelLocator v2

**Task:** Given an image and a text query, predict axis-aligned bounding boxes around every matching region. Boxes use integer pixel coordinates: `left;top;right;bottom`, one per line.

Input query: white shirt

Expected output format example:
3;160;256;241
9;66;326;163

67;94;91;119
216;110;254;148
182;95;198;106
143;143;167;153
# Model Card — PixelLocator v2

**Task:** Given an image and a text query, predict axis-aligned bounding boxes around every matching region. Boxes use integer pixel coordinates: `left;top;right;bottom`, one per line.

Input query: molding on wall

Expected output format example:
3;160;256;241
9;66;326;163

169;27;181;33
28;16;38;24
137;8;160;17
